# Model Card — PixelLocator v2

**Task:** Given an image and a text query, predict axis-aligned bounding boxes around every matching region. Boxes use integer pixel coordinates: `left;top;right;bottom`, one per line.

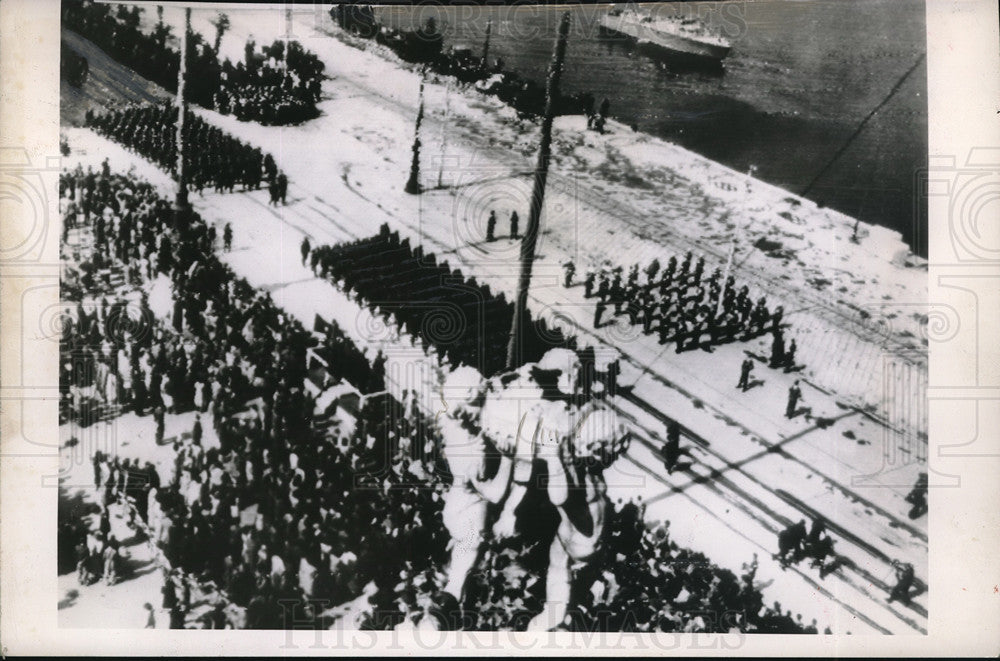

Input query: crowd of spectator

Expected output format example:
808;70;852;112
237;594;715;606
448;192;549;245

573;500;810;632
215;39;324;125
63;0;325;126
60;166;449;629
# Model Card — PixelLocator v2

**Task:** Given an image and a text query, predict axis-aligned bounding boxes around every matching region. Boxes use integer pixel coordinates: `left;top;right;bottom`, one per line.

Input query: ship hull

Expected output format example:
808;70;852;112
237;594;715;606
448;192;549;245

598;16;730;62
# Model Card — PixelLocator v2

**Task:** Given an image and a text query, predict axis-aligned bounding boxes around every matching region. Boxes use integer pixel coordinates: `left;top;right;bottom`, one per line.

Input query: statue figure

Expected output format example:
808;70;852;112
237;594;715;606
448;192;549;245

437;349;630;629
437;366;515;602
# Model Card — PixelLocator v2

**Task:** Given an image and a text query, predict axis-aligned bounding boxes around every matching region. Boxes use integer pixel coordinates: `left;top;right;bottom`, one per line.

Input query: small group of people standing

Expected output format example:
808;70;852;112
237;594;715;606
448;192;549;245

485;210;519;242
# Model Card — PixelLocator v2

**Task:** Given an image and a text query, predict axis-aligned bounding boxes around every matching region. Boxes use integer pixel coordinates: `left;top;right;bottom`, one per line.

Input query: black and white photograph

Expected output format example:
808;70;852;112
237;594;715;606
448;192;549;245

2;0;999;654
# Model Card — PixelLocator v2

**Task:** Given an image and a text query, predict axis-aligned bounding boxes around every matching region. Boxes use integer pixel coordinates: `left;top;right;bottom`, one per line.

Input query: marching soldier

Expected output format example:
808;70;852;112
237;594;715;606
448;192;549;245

626;296;641;325
657;314;672;345
708;275;722;304
675;320;688;353
593;299;607;328
610;270;624;314
604;358;620;398
563;261;576;288
692;255;705;286
641;294;656;334
663;255;677;285
597;272;610;302
583;270;596;298
645;258;661;284
627;264;639;288
679;251;693;280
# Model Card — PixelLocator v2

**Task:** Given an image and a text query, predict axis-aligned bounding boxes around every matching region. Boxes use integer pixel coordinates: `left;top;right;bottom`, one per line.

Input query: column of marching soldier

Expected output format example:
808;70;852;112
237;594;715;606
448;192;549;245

86;102;289;205
566;252;786;354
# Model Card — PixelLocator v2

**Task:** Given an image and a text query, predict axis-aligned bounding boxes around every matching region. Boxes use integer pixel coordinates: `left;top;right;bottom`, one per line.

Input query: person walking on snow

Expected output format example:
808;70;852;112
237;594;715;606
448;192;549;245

276;173;288;205
660;421;692;474
786;380;802;418
300;236;311;265
887;561;915;605
738;357;754;392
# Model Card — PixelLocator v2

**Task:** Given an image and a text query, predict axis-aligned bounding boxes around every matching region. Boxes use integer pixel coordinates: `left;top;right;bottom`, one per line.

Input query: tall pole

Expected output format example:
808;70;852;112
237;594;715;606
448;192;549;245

405;71;426;195
504;11;570;371
716;239;735;316
437;80;452;189
174;6;191;212
480;19;492;71
281;6;295;73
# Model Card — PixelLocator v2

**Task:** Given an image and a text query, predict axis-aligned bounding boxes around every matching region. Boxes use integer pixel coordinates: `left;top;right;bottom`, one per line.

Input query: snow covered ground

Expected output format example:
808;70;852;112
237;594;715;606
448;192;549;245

162;5;928;431
59;6;928;634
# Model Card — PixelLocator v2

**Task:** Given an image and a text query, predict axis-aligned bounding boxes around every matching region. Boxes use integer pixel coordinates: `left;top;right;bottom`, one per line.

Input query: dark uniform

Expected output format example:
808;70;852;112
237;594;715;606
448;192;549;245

888;562;915;604
786;381;802;418
660;420;692;474
300;236;311;265
738;357;754;391
486;211;496;242
563;261;575;288
597;274;610;302
784;339;797;371
593;299;607;328
770;328;785;368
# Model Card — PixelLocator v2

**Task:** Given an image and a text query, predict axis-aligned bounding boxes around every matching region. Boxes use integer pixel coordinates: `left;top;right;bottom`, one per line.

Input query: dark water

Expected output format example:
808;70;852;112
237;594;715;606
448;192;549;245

378;1;928;256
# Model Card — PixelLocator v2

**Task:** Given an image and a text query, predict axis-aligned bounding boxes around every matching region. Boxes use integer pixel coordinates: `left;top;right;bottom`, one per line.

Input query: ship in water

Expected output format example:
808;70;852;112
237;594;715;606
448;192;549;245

598;6;732;63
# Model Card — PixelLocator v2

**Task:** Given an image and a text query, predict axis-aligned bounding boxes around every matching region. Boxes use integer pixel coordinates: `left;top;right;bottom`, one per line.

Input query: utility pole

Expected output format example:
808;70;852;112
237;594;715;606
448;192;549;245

717;163;756;309
437;79;452;189
480;19;492;71
716;239;735;316
504;11;571;372
174;6;191;213
405;71;426;195
280;6;296;73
